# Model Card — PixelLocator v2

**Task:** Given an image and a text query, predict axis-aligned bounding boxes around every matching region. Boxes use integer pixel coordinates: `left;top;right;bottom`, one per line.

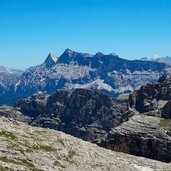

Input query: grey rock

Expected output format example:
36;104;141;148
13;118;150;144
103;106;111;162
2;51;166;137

101;115;171;162
129;75;171;118
16;89;130;143
0;116;171;171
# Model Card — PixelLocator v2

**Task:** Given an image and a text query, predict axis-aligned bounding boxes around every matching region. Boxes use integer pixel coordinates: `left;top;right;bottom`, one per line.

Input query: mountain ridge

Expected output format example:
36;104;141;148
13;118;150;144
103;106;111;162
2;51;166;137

0;49;170;105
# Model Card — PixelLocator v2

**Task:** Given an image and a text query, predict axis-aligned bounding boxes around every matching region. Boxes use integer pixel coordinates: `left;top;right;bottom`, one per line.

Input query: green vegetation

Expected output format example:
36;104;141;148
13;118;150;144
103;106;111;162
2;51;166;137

26;145;56;152
0;165;14;171
68;150;76;159
7;143;26;154
0;156;35;170
116;94;129;101
0;131;16;140
7;140;56;154
53;161;66;168
160;119;171;128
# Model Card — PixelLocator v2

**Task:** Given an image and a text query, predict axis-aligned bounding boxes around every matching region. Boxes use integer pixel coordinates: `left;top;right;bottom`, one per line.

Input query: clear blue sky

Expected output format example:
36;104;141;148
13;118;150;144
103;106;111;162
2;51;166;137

0;0;171;68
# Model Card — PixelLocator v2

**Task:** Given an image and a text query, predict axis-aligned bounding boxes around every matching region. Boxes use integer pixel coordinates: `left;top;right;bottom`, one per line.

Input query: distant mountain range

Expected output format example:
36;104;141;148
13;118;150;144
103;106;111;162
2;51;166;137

139;56;171;64
0;66;23;97
0;49;171;104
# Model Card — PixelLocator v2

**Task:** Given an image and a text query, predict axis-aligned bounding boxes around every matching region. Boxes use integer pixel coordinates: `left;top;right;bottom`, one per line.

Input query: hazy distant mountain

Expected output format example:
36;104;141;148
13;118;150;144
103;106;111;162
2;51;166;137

139;56;171;64
0;66;23;98
0;66;12;73
0;49;170;104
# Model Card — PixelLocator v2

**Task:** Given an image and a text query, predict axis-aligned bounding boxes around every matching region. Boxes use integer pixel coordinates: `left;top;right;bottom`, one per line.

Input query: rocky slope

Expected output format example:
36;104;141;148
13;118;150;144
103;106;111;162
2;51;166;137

0;66;23;102
1;75;171;163
101;114;171;162
129;75;171;118
1;49;170;104
100;75;171;163
15;89;130;143
0;116;171;171
12;86;171;163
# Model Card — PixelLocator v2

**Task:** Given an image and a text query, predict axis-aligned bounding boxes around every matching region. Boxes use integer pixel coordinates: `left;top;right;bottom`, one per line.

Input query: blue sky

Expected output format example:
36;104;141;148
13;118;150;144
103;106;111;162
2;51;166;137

0;0;171;68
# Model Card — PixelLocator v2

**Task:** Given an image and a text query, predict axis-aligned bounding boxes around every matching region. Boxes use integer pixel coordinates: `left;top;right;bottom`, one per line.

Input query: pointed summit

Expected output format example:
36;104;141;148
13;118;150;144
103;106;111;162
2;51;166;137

63;48;75;56
57;48;76;64
44;53;57;68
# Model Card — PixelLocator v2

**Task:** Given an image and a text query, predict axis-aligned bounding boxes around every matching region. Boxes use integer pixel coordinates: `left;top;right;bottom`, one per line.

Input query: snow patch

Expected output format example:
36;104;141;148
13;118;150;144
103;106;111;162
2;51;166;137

15;80;21;88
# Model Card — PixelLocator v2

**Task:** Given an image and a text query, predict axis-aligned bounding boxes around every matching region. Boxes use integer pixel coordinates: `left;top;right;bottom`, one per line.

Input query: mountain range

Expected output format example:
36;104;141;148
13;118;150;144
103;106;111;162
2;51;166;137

0;66;23;97
0;48;171;105
140;56;171;64
1;75;171;163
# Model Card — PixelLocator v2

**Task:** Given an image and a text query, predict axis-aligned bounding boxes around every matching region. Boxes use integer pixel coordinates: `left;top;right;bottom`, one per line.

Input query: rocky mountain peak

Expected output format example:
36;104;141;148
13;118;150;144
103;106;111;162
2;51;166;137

0;66;12;74
44;53;57;68
56;48;77;64
95;52;104;57
64;48;75;56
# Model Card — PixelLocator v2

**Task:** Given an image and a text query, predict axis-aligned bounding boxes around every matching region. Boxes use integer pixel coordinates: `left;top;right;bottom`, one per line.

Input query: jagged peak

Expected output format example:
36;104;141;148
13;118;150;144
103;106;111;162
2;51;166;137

44;53;57;67
63;48;76;56
47;53;57;62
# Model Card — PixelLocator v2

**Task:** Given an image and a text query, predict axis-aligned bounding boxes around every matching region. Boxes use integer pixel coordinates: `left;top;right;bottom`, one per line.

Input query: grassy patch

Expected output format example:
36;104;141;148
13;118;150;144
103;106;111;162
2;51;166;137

7;143;25;154
53;161;66;168
159;119;171;128
0;131;16;140
0;156;35;170
68;150;76;160
26;145;56;152
7;140;56;154
0;165;14;171
116;94;129;101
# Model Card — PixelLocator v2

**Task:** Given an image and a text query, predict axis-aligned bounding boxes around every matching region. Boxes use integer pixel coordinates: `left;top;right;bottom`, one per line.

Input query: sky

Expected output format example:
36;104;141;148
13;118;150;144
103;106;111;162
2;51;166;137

0;0;171;69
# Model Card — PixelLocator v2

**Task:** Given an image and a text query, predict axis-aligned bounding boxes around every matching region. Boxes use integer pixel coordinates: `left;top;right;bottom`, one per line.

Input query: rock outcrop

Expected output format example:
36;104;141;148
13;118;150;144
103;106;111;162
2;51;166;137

100;75;171;163
101;115;171;163
0;116;171;171
1;76;171;163
129;75;171;118
16;89;130;143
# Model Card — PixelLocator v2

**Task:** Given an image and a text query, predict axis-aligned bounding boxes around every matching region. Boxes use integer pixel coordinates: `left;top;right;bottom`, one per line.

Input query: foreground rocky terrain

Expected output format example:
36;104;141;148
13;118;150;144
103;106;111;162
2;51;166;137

1;49;171;105
0;116;171;171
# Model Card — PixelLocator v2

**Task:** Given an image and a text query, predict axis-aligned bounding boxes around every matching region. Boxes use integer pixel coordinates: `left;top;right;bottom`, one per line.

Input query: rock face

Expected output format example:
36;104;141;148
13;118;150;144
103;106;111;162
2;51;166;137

0;66;22;95
129;75;171;118
16;89;130;143
101;115;171;163
0;116;171;171
13;85;171;163
1;49;170;105
100;75;171;163
1;76;171;163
